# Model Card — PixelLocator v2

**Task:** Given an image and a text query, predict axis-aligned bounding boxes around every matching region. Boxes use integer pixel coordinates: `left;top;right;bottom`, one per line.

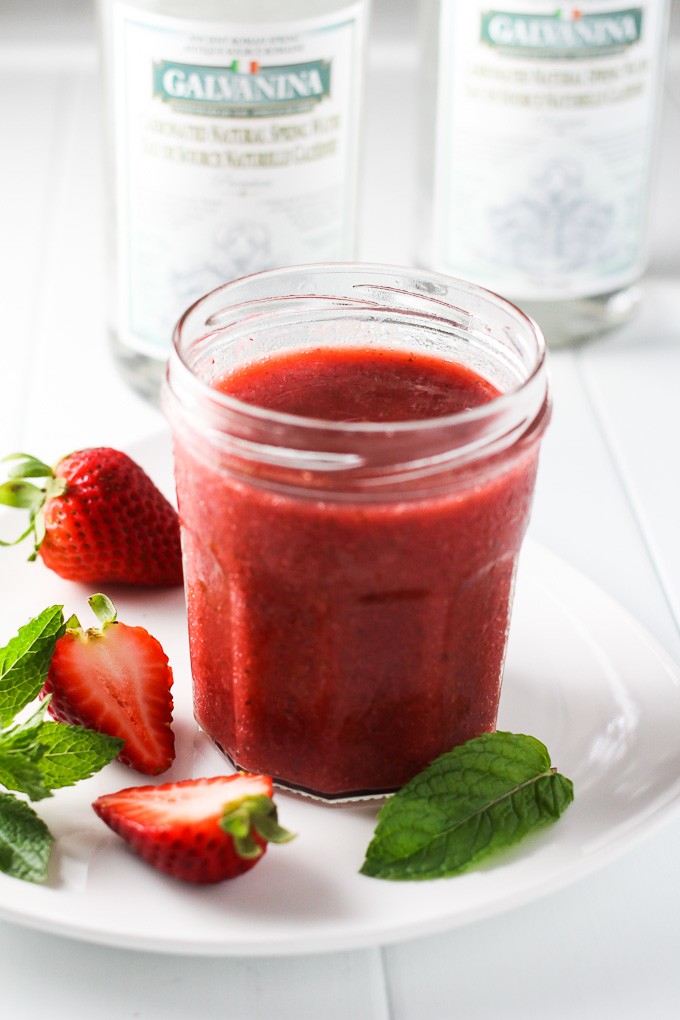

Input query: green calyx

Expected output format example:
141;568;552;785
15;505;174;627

220;794;296;860
65;594;118;635
87;594;118;627
0;454;66;559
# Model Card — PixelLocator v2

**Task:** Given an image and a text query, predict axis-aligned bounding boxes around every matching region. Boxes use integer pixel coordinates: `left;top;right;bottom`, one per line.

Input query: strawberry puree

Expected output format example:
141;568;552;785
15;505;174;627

174;347;542;799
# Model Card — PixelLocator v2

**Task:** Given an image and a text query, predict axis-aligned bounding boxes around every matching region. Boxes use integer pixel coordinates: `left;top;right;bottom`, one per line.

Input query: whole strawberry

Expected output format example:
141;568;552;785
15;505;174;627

93;774;295;884
43;593;175;775
0;448;182;586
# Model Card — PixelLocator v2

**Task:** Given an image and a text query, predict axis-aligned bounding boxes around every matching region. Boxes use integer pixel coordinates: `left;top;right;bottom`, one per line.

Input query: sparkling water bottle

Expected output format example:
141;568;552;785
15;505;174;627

418;0;670;345
98;0;370;399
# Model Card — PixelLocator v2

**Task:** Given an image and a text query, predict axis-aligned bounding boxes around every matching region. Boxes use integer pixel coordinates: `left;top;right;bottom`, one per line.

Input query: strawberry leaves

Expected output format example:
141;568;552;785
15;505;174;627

361;732;574;881
0;607;123;883
221;794;296;859
0;455;64;559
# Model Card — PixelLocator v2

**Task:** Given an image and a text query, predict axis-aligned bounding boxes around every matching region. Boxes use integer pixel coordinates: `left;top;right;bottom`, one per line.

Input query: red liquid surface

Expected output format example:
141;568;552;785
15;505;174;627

223;346;498;421
174;347;541;798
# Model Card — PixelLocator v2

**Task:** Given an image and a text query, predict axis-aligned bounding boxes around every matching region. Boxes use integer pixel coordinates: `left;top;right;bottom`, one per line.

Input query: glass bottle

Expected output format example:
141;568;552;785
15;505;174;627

97;0;370;400
417;0;670;346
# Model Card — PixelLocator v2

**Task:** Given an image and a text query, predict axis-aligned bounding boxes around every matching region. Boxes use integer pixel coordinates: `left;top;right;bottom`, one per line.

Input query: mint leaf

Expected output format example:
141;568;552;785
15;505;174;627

360;732;574;881
0;701;52;801
0;792;53;883
34;721;123;790
0;700;122;799
0;606;64;726
0;740;50;802
0;756;48;803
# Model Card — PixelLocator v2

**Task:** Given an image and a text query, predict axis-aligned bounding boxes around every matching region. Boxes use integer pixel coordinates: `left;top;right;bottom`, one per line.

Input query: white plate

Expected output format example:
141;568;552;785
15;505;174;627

1;431;680;957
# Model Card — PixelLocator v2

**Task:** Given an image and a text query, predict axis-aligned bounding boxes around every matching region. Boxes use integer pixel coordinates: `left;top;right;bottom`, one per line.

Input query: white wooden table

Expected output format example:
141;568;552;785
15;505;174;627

1;2;680;1016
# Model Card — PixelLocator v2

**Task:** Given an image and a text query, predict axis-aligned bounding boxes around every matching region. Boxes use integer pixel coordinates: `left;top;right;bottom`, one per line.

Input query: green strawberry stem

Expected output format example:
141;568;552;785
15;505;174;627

221;794;296;859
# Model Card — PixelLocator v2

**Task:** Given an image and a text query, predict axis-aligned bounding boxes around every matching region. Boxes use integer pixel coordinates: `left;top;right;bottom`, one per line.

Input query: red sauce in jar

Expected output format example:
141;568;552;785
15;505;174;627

222;346;498;420
174;347;540;798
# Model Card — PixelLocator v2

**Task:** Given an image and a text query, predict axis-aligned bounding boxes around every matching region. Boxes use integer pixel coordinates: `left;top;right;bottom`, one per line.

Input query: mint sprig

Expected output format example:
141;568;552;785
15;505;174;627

0;607;123;883
360;731;574;881
0;605;65;726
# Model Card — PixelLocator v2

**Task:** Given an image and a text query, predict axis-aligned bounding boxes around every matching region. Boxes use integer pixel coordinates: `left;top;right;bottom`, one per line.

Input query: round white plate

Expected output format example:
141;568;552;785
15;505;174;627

1;432;679;957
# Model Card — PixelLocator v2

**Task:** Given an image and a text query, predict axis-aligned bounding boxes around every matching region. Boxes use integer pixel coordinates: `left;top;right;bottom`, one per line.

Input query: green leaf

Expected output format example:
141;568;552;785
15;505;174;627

0;697;122;796
360;732;574;881
2;454;53;480
0;703;54;800
0;792;53;883
0;748;49;802
88;593;117;627
33;721;123;790
0;606;65;726
0;519;36;549
252;808;297;845
0;454;60;554
0;713;50;801
0;480;44;510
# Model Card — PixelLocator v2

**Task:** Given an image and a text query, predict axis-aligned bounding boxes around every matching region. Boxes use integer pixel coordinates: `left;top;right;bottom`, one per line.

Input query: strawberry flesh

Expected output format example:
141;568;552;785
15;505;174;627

93;774;286;884
44;618;175;775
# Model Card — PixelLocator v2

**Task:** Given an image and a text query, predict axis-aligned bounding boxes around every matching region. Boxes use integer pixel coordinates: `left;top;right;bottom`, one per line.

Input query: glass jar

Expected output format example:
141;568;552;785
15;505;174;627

163;263;551;801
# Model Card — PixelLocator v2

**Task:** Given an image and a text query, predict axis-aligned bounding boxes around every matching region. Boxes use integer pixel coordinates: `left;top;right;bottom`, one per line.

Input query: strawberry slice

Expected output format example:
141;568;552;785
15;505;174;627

92;774;295;883
42;594;174;775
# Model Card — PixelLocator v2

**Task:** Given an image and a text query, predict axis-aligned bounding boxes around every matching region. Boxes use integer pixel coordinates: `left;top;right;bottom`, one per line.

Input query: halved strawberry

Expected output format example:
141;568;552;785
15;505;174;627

92;774;295;884
42;594;174;775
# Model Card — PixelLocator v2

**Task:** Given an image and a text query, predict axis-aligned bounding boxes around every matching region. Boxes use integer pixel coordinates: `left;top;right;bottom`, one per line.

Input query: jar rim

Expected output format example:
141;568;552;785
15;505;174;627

166;261;549;442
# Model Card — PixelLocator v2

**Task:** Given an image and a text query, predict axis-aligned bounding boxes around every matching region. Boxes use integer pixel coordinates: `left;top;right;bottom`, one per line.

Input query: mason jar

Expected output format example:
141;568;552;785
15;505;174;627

162;263;551;801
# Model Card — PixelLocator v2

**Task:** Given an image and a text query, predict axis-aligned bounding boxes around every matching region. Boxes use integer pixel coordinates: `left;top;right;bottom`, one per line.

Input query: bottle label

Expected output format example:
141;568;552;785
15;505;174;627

430;1;666;300
111;3;365;356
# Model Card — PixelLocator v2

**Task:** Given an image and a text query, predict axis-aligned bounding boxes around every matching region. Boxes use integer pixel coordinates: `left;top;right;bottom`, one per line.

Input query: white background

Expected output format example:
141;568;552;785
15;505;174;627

1;1;680;1017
